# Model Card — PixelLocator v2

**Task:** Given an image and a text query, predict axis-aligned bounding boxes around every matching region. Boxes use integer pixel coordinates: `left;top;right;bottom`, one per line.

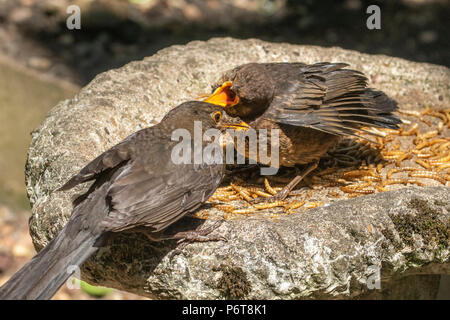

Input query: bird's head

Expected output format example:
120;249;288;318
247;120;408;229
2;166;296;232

204;63;275;120
162;101;249;138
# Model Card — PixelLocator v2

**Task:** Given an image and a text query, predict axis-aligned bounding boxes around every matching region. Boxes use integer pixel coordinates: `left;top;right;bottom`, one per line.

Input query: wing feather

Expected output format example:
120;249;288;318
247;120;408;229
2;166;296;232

102;160;224;233
264;62;401;137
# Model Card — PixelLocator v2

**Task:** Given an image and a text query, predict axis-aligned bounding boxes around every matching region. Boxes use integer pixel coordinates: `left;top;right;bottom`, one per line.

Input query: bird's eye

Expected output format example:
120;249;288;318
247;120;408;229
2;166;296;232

212;111;222;123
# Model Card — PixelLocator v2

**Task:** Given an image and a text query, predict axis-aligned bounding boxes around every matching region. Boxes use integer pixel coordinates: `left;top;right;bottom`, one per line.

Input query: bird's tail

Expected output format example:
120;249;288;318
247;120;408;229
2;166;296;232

0;184;110;300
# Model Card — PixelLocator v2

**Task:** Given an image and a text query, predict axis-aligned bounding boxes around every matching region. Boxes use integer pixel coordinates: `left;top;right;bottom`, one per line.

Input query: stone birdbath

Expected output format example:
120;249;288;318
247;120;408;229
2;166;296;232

25;38;449;299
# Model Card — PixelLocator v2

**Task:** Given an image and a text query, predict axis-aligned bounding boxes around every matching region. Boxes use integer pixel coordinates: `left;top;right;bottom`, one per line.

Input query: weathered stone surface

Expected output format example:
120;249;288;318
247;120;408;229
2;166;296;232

25;38;449;299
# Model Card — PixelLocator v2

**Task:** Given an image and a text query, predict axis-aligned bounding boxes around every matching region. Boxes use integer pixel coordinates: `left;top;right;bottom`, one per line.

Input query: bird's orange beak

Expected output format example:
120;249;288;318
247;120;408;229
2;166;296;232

204;81;240;107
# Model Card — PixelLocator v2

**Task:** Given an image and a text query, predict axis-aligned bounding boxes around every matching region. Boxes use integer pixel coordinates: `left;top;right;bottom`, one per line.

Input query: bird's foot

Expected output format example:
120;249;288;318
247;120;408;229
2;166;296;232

170;221;227;258
176;220;227;244
250;189;289;204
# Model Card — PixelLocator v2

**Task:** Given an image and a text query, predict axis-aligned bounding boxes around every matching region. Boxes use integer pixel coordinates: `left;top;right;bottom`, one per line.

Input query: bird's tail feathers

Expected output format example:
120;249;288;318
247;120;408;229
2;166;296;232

0;183;111;300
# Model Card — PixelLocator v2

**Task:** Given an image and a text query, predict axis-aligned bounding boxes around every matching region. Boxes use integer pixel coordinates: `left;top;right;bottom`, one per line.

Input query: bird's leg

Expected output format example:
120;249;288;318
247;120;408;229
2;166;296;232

167;220;227;258
143;220;226;243
173;220;227;244
252;160;319;203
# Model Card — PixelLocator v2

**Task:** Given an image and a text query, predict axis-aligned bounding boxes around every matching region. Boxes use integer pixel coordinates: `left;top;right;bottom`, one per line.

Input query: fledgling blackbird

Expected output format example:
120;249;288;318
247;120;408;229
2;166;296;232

0;101;247;300
205;62;401;200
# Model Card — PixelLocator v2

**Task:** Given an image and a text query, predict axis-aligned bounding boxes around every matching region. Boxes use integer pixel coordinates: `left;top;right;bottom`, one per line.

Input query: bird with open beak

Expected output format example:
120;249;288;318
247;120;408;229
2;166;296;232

204;62;401;202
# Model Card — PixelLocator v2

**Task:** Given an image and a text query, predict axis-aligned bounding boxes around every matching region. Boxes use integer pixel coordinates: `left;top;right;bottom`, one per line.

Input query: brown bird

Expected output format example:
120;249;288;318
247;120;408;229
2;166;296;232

0;101;247;300
205;62;401;201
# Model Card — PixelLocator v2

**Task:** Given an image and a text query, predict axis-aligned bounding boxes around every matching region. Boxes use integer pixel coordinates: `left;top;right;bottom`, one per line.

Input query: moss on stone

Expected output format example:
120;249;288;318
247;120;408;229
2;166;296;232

217;264;251;299
391;198;449;248
381;228;402;250
348;228;366;243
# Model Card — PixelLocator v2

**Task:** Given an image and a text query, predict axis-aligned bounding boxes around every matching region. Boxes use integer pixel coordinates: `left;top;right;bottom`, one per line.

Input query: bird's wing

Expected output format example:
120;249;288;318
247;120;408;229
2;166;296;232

58;131;139;191
263;62;400;139
101;141;224;233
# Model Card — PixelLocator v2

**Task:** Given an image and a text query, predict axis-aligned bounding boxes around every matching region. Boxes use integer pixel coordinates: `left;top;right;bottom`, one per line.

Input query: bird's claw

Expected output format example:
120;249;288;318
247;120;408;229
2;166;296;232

250;190;288;204
170;220;227;258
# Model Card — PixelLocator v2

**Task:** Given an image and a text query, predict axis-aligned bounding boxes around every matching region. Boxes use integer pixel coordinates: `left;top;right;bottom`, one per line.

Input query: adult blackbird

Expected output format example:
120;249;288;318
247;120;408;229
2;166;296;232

205;62;401;201
0;101;247;300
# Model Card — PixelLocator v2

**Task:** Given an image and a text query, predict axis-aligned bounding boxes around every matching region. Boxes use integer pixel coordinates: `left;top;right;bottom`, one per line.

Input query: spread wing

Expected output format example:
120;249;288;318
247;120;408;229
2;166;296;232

263;62;401;140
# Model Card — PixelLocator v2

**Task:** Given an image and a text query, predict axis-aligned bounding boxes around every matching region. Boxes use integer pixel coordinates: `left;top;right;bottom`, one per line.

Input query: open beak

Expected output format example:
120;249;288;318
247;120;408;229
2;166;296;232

204;81;240;107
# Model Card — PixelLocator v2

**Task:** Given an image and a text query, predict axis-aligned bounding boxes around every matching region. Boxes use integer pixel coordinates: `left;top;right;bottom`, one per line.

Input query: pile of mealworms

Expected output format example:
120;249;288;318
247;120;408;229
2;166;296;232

195;107;449;220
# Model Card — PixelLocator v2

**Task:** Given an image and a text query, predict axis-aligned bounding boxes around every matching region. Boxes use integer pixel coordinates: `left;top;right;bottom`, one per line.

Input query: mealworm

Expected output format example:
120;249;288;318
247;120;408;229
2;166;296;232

420;118;433;126
253;201;285;210
415;159;431;169
376;185;388;192
430;140;447;153
419;130;439;140
437;163;450;172
400;124;419;136
361;176;381;182
340;182;373;193
416;152;434;158
383;155;404;160
286;201;306;211
328;191;341;197
342;170;374;179
406;179;425;187
386;168;400;179
395;153;412;165
376;163;384;174
213;190;237;196
398;109;421;117
340;187;375;194
409;171;447;185
376;137;385;147
251;190;273;198
306;202;324;208
230;183;253;202
232;208;255;214
346;193;360;198
445;109;450;123
429;153;450;164
415;138;449;150
382;150;407;156
439;141;450;152
424;111;448;123
382;128;402;135
217;186;233;192
264;178;277;195
210;194;240;202
214;204;236;213
337;178;351;185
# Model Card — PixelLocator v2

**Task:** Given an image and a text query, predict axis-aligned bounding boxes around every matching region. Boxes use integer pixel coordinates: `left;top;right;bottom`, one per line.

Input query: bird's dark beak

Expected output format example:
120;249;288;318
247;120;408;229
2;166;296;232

204;81;240;107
